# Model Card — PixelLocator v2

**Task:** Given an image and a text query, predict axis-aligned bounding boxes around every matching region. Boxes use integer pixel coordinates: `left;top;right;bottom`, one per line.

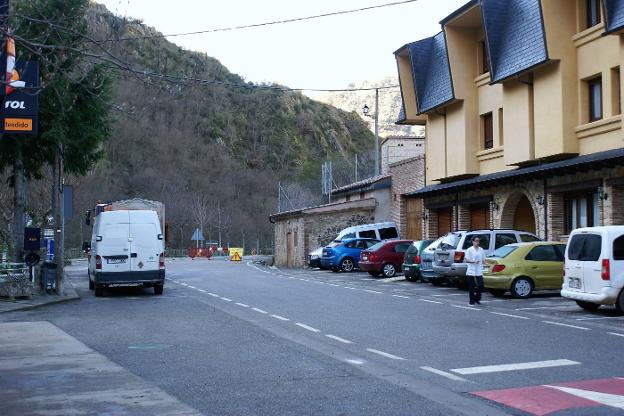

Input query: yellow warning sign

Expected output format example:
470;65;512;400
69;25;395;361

229;247;243;262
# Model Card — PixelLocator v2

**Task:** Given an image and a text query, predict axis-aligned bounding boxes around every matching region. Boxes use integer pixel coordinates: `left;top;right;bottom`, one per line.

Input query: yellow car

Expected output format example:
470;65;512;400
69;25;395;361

484;242;566;298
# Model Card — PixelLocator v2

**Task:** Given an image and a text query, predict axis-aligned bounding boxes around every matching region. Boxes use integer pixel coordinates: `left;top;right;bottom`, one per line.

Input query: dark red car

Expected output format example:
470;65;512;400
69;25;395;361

359;240;413;278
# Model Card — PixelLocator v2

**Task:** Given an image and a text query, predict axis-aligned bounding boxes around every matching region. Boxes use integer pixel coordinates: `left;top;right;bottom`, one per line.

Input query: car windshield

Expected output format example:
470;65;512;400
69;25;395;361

368;242;385;251
488;245;517;258
439;233;461;250
334;231;356;242
406;245;419;254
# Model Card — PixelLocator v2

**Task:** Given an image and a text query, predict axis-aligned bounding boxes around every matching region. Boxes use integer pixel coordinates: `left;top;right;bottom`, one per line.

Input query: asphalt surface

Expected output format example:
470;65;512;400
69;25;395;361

2;258;623;415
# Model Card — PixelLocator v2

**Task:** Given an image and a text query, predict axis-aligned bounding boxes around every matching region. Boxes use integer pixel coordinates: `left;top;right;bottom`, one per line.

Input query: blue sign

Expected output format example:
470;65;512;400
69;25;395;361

191;228;205;241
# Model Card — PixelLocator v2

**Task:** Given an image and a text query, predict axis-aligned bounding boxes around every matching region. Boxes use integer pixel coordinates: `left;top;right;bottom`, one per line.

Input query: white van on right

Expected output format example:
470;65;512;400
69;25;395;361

562;226;624;313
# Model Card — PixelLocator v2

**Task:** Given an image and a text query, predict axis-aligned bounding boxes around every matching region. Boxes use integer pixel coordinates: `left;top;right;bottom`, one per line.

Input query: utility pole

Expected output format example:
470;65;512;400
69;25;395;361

277;181;281;213
355;154;358;182
374;88;380;176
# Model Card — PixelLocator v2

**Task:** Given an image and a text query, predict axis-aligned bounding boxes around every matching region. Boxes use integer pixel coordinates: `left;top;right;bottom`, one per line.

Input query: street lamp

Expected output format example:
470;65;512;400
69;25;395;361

362;88;380;176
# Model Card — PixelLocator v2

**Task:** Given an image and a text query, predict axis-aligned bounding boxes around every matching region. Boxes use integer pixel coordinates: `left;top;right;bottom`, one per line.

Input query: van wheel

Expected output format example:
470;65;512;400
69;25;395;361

510;277;534;299
154;284;164;295
340;258;355;273
89;279;94;290
382;263;396;278
576;300;600;311
615;291;624;314
95;287;104;297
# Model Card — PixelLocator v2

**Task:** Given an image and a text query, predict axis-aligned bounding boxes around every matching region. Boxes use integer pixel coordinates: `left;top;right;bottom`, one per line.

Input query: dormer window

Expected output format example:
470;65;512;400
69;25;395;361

480;41;490;75
586;0;601;28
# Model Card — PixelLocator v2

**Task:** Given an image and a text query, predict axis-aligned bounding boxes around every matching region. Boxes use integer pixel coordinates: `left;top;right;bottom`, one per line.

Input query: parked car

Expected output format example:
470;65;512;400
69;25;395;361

359;240;414;278
333;222;399;243
402;239;434;281
561;226;624;313
307;247;325;269
420;237;444;284
433;229;540;286
321;238;380;272
484;242;566;298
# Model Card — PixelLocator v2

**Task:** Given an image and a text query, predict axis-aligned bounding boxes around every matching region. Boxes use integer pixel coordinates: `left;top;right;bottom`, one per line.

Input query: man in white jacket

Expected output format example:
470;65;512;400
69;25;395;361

465;236;486;305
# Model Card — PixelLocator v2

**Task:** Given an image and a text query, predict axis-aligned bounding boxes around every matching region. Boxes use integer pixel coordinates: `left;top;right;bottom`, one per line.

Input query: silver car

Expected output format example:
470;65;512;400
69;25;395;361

432;229;540;286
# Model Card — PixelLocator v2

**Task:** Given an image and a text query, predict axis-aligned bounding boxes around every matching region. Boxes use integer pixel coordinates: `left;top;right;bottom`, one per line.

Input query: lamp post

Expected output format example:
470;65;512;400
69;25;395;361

362;87;380;176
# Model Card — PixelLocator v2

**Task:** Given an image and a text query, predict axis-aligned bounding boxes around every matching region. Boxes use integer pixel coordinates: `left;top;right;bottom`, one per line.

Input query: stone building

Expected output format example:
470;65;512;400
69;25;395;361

388;155;426;240
395;0;624;241
380;135;425;174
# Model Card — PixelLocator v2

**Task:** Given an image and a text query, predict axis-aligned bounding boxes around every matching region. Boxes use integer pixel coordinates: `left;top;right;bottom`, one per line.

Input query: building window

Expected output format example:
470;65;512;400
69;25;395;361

612;67;621;116
498;108;504;146
586;0;601;28
482;112;494;150
480;41;489;75
588;76;602;122
564;191;600;234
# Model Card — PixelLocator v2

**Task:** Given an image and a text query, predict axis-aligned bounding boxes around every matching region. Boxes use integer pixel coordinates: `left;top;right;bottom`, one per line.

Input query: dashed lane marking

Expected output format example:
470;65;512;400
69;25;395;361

575;316;624;321
296;323;321;333
451;359;580;375
419;299;443;304
197;289;206;293
346;359;366;365
433;293;465;297
251;307;268;314
208;293;219;297
187;285;197;289
490;312;530;320
451;305;481;311
543;321;590;331
608;332;624;338
235;302;249;307
325;334;353;344
366;348;405;360
391;295;409;299
420;366;469;382
271;314;290;321
220;297;232;302
363;289;382;294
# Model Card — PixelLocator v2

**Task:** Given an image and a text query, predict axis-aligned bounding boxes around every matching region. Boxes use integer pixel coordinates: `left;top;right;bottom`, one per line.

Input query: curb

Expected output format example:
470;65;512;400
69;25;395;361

0;274;81;314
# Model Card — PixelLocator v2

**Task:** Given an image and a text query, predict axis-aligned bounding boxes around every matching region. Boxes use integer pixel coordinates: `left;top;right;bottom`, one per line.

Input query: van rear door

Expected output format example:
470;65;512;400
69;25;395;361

128;211;162;273
566;232;603;293
98;211;131;274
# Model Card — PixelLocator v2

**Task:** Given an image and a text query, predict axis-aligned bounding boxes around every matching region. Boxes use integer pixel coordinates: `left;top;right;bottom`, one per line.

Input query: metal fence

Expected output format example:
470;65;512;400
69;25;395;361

0;263;29;283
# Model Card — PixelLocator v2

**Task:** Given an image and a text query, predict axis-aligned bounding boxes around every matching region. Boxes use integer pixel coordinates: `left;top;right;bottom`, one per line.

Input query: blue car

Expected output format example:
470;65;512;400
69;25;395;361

321;238;380;272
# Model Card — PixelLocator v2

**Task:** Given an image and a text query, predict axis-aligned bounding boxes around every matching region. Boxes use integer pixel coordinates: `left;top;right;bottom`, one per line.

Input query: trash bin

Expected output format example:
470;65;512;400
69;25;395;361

41;262;57;292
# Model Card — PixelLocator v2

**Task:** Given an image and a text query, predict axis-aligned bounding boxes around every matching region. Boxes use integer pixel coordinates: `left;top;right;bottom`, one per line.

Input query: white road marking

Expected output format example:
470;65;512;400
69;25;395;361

544;385;624;410
208;293;219;297
188;285;197;289
490;312;530;320
366;348;405;360
328;284;340;287
364;289;382;294
271;314;290;321
433;293;465;297
451;305;481;311
251;308;268;314
421;366;468;382
220;297;232;302
344;287;358;290
296;323;320;333
299;279;309;282
451;359;580;375
392;295;409;299
419;299;443;304
543;321;590;331
325;334;353;344
346;359;365;365
608;332;624;338
235;302;249;308
516;306;577;310
576;316;624;321
287;276;295;279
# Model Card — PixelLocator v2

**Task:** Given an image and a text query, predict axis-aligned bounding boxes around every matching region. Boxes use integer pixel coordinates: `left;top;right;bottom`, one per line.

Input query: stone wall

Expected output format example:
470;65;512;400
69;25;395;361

304;209;375;256
273;216;306;268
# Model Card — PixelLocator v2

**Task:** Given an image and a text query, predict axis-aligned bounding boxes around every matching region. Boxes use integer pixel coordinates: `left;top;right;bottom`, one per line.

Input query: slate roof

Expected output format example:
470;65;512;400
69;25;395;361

481;0;549;83
407;148;624;198
407;32;454;114
332;174;392;195
396;105;407;124
604;0;624;34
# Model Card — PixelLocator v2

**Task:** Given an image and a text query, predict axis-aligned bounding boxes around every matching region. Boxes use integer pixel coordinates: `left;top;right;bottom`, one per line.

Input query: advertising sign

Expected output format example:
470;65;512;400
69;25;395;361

23;227;41;251
1;60;39;135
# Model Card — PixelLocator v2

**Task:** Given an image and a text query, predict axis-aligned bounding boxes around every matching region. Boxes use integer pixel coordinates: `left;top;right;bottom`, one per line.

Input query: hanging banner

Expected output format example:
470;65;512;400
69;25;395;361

1;60;39;135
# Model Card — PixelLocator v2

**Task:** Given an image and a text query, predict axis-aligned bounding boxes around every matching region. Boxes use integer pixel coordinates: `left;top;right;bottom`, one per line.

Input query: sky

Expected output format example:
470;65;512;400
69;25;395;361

97;0;467;95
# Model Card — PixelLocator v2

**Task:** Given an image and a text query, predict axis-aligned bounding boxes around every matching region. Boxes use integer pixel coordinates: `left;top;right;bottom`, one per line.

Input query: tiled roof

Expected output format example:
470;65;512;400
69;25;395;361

396;105;406;124
332;174;392;195
481;0;548;83
604;0;624;34
407;32;455;114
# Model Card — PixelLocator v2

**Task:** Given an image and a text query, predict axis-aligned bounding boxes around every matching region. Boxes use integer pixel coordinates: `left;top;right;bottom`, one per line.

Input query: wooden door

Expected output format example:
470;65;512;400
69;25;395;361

437;208;452;237
470;204;490;230
406;199;423;240
286;232;294;268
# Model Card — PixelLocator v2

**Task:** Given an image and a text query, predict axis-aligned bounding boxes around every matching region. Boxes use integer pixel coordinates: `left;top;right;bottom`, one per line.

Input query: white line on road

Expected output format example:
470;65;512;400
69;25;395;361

451;359;580;375
296;323;321;333
251;308;268;314
344;287;358;290
346;359;366;365
490;312;530;320
516;306;577;310
608;332;624;338
188;285;197;289
235;302;249;308
419;299;443;304
433;293;465;297
451;305;481;311
271;314;290;321
196;288;206;293
220;297;232;302
420;366;468;382
392;295;409;299
325;334;353;344
366;348;405;360
364;289;382;294
576;316;624;321
208;293;219;297
328;284;340;287
299;279;309;282
542;321;590;330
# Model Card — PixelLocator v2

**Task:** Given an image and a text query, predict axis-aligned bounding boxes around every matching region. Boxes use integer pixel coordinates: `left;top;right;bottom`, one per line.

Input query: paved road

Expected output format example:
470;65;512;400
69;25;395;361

2;258;623;415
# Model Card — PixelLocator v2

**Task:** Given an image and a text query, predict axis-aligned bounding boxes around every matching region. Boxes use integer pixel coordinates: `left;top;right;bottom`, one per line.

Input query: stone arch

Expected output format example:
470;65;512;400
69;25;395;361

499;191;538;234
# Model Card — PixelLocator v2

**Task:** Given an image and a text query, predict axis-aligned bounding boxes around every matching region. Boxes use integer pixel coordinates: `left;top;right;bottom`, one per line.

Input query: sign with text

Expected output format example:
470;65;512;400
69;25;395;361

1;60;39;135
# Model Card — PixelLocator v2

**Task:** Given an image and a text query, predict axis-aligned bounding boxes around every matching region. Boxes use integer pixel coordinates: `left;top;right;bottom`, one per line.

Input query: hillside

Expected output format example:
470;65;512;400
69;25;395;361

64;3;377;250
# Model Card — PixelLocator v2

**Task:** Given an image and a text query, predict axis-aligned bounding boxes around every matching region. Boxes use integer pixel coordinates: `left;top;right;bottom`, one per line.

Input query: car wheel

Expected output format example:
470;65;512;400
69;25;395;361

340;258;355;273
331;267;339;273
488;289;506;297
576;300;601;311
368;271;380;277
510;277;534;299
431;279;443;287
382;263;396;278
154;284;164;295
89;278;94;290
95;286;104;297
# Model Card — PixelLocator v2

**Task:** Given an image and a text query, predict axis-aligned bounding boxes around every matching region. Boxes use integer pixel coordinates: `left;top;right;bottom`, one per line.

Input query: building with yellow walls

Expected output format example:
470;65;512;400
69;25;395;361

395;0;624;241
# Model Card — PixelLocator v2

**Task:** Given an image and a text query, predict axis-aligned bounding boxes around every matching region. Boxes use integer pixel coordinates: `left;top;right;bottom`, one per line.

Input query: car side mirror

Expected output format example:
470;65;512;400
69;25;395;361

96;236;102;242
158;234;163;240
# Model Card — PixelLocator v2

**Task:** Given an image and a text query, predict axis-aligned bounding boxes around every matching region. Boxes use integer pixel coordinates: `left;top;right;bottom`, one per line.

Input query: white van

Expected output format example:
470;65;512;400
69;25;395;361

561;226;624;312
333;222;399;242
88;210;165;297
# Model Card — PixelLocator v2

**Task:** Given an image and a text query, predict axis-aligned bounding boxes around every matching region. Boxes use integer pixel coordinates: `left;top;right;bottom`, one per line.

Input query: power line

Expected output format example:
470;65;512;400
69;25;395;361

93;0;421;43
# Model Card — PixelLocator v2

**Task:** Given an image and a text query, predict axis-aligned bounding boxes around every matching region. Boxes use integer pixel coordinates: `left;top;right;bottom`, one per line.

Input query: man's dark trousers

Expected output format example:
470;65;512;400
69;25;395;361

467;275;484;304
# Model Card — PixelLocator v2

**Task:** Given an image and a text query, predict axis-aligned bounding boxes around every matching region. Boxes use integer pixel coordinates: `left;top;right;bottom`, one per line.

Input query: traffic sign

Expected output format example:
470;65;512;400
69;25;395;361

191;228;204;241
229;247;243;262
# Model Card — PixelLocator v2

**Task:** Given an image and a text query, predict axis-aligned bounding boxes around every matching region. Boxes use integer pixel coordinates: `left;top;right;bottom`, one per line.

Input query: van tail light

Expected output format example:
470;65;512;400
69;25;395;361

491;264;506;273
159;253;165;270
454;251;465;262
415;255;421;264
95;255;102;270
601;259;610;280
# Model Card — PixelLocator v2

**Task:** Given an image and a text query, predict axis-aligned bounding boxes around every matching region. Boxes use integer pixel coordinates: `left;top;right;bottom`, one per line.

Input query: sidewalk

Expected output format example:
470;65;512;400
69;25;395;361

0;272;80;314
0;321;202;416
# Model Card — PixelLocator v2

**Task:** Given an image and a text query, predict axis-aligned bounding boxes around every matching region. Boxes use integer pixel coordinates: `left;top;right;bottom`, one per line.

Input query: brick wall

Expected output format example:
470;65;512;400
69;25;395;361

389;156;425;237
